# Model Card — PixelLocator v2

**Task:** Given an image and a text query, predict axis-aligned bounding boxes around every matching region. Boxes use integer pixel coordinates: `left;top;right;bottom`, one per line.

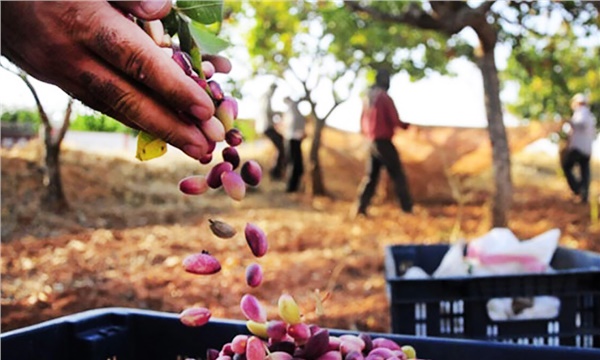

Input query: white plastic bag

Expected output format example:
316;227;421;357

466;228;560;275
433;240;469;278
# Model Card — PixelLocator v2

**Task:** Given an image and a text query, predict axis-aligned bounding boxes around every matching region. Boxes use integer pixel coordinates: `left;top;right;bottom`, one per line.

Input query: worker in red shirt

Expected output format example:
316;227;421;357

354;69;413;217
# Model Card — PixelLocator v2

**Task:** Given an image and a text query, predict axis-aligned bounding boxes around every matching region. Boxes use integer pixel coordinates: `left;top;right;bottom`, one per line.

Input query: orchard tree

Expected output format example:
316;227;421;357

502;6;600;124
343;0;599;227
236;1;455;195
235;1;358;195
1;62;72;212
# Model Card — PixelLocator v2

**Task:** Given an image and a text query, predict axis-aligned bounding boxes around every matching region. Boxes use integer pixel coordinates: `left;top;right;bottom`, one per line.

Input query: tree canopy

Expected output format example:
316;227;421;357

501;1;600;123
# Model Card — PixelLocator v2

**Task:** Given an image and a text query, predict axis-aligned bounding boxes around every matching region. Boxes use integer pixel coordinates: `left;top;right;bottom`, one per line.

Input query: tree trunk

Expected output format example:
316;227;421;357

40;99;73;213
477;45;512;227
309;118;327;196
41;124;69;212
42;131;68;212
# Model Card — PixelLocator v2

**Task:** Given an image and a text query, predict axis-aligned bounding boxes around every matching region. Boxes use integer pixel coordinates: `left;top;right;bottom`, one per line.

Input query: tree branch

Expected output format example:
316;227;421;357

57;98;74;144
344;1;449;33
344;0;496;36
1;64;51;129
19;73;52;129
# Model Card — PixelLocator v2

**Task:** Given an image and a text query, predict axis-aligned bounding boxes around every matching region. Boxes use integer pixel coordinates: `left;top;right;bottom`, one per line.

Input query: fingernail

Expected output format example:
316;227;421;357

183;144;205;159
141;0;167;16
190;104;212;122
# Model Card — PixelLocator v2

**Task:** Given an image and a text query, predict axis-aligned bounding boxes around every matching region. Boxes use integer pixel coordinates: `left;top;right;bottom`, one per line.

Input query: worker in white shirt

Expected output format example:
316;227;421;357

561;93;597;203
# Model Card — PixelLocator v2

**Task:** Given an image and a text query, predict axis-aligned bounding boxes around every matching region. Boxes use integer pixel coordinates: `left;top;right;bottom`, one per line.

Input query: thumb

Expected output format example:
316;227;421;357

112;0;172;20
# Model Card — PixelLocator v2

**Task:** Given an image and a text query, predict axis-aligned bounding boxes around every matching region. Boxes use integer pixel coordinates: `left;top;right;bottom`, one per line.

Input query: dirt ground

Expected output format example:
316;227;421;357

1;124;599;334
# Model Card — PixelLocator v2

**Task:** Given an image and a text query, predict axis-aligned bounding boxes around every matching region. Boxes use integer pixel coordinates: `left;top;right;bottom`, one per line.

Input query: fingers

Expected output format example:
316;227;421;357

81;1;216;122
111;0;172;20
203;55;232;74
70;56;210;160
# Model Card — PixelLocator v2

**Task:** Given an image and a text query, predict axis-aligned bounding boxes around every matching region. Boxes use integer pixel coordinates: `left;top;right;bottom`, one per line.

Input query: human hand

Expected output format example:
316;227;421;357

1;0;231;160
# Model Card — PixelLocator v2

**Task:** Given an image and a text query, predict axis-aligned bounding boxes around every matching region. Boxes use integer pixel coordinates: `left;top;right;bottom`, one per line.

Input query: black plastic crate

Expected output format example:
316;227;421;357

384;244;600;348
1;307;599;360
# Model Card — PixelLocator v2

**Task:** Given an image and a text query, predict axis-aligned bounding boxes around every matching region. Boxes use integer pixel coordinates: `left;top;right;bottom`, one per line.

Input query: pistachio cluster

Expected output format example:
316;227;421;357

140;18;261;200
210;291;418;360
173;46;262;201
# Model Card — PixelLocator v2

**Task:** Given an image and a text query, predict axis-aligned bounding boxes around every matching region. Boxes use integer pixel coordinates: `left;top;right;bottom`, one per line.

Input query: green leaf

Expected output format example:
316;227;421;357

176;0;223;25
188;21;230;55
161;10;179;36
178;14;193;54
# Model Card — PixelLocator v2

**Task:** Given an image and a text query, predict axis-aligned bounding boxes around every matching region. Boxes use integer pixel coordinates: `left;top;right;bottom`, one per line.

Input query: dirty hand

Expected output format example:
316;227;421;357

1;0;231;160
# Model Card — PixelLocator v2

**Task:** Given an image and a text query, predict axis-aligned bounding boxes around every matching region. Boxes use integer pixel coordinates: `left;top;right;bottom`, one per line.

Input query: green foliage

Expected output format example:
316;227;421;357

238;1;309;77
168;0;229;68
69;113;133;133
187;20;230;55
233;118;257;142
176;0;223;25
1;109;41;130
501;3;600;123
320;2;460;81
236;1;459;81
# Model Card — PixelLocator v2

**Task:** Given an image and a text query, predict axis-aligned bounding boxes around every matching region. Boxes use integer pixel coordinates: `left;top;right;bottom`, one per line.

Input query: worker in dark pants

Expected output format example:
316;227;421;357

561;93;597;203
256;83;286;180
283;97;306;193
354;69;413;217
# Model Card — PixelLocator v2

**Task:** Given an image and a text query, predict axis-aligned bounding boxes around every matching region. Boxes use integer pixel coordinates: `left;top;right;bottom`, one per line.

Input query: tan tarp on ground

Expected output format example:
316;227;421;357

319;122;558;202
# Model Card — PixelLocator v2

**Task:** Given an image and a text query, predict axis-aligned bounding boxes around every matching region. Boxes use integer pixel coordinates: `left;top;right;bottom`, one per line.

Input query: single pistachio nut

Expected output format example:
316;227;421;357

297;328;330;359
172;51;193;75
180;307;211;327
371;338;402;351
278;294;301;325
287;323;311;343
178;175;209;195
401;345;417;359
222;147;240;169
244;222;268;257
359;333;373;353
224;96;239;118
206;349;219;360
208;81;224;102
245;263;263;288
161;34;172;47
215;100;235;131
206;162;234;189
183;251;221;275
221;171;246;201
246;336;266;360
366;348;394;359
231;334;249;354
143;20;165;46
199;153;213;165
209;219;237;239
240;294;267;323
241;160;262;187
267;352;293;360
246;320;269;339
344;350;363;360
266;320;288;341
225;128;243;147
